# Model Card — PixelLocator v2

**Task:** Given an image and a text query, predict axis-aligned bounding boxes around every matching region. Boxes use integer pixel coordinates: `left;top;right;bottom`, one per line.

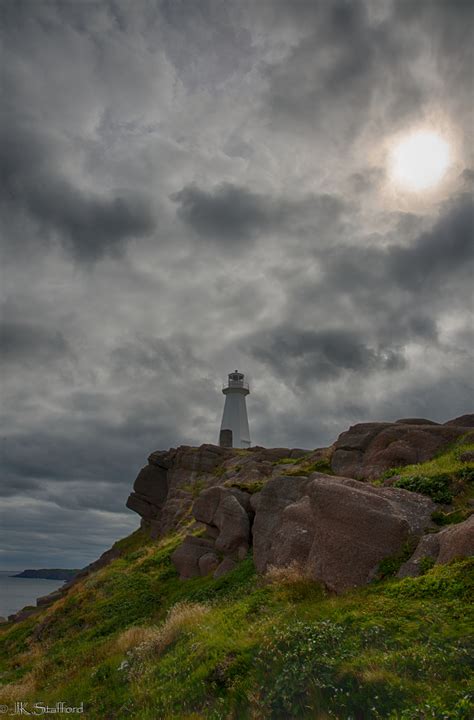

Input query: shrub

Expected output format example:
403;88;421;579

284;458;334;477
304;458;333;474
255;619;350;716
457;466;474;483
393;474;453;504
375;540;417;580
226;480;264;494
418;556;435;575
385;558;474;600
431;508;472;526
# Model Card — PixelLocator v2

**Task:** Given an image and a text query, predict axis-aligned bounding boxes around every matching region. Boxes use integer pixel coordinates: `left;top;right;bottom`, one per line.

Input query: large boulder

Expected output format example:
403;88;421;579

170;536;216;579
193;486;250;556
269;495;314;569
214;494;250;555
252;475;311;573
172;444;232;472
305;476;435;592
398;515;474;577
214;557;237;578
133;464;168;503
252;473;435;593
171;484;253;580
331;421;469;479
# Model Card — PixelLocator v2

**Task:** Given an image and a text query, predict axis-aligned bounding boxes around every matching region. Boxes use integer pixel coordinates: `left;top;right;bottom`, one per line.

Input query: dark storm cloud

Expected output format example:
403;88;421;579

172;182;347;247
461;169;474;187
389;194;473;290
262;0;423;136
1;0;472;569
1;120;154;262
247;326;406;387
1;331;216;506
321;194;474;297
1;399;181;497
172;183;270;244
394;0;474;62
260;0;473;144
245;194;473;391
0;322;71;367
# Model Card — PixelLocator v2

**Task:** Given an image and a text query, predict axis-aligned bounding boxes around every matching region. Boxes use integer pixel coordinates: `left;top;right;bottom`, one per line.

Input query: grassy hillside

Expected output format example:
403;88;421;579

1;439;473;719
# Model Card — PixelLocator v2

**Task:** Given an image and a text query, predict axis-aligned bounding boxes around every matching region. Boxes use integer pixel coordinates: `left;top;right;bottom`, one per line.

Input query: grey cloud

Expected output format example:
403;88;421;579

281;194;472;358
171;183;271;245
1;0;472;570
261;0;473;145
461;169;474;186
388;195;473;291
348;167;385;195
172;182;347;248
1;119;154;262
0;498;137;570
247;326;406;388
321;194;474;297
0;322;71;367
263;0;423;136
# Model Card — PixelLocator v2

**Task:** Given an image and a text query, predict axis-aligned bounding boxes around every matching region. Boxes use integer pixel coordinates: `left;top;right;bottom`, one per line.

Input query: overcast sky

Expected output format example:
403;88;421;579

1;0;473;569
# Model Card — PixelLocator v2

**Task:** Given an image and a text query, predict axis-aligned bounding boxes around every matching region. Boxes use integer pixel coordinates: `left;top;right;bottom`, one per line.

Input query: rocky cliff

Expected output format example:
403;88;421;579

127;414;474;594
10;413;472;622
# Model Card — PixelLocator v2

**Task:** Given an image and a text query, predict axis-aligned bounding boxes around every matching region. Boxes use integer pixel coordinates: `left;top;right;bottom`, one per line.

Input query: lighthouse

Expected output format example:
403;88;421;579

219;371;251;448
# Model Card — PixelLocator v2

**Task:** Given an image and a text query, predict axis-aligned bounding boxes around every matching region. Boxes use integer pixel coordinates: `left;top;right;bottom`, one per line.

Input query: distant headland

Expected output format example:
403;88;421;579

11;569;79;581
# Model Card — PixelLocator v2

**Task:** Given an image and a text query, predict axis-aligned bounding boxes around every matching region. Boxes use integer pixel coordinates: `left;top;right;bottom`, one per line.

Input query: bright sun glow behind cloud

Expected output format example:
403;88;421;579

390;131;450;191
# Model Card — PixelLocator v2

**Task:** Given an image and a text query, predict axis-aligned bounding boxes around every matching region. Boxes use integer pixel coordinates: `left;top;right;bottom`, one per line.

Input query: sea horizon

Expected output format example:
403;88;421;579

0;570;66;618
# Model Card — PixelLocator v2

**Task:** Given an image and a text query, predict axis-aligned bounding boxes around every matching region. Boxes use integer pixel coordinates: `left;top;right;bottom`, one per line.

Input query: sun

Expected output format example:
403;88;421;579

390;131;450;191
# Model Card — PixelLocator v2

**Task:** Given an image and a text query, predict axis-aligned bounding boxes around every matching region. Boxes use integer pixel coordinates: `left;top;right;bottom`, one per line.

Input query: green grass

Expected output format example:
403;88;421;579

1;441;473;719
275;457;302;465
225;479;265;494
283;458;334;477
382;436;474;482
1;529;473;719
381;436;474;526
393;473;455;503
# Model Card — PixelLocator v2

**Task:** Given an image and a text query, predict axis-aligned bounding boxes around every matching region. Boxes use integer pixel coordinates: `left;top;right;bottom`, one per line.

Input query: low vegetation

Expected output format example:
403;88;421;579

0;531;472;718
1;440;472;718
382;434;474;526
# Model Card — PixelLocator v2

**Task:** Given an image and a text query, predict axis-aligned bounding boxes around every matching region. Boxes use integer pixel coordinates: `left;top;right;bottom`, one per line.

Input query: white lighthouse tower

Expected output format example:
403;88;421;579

219;371;251;448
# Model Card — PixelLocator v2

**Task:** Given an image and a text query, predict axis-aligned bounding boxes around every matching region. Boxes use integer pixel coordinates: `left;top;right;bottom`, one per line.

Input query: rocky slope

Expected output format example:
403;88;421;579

6;413;473;622
1;413;473;719
126;413;474;594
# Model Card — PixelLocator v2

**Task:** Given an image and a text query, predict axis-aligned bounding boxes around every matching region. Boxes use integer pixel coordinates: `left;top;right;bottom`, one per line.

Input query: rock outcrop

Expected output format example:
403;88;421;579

171;486;252;579
127;413;473;593
252;473;436;592
398;515;474;578
331;419;471;480
126;443;311;538
170;471;437;591
127;444;234;537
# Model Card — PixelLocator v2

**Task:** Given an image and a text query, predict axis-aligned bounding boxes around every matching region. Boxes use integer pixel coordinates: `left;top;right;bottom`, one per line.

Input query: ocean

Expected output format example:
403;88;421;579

0;571;66;618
